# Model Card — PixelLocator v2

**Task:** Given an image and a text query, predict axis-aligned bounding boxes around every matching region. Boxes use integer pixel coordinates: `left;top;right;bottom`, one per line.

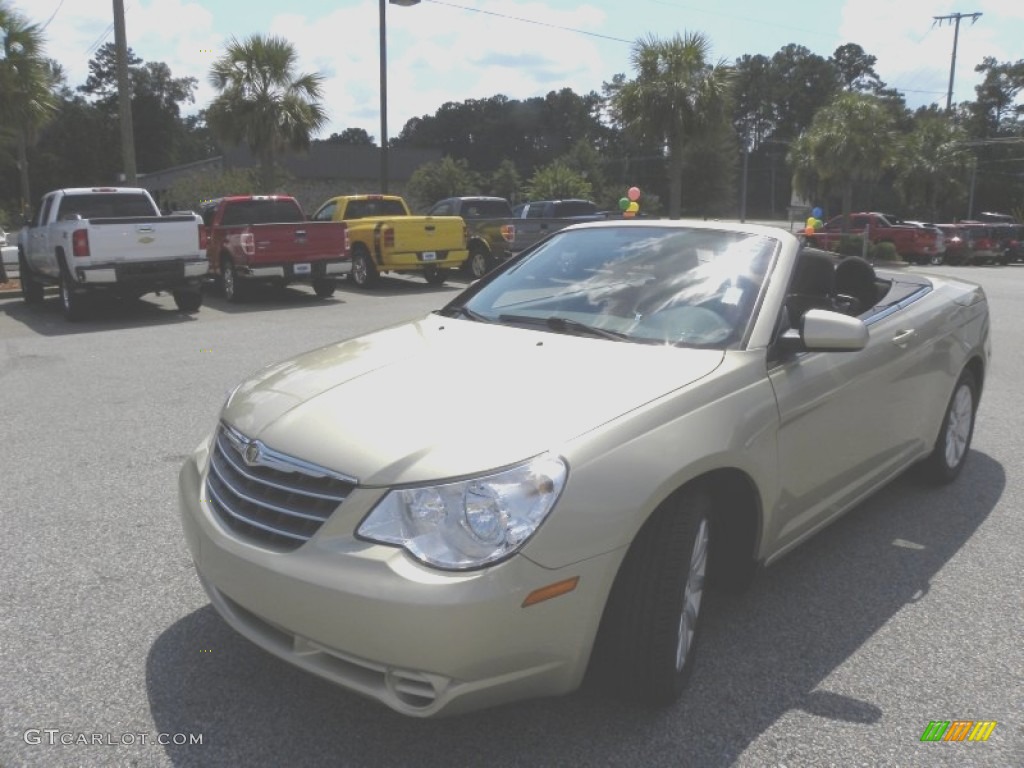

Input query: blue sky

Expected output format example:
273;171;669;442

22;0;1024;140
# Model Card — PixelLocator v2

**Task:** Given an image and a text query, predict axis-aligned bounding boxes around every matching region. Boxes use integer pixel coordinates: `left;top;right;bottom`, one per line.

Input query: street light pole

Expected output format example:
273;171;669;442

379;0;420;194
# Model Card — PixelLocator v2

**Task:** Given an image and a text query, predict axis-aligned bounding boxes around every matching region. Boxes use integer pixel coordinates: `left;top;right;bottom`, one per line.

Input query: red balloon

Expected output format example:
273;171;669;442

627;186;641;202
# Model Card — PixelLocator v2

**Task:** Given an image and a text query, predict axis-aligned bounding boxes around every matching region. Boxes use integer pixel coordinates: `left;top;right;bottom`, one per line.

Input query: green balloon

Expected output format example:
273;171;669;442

619;197;630;211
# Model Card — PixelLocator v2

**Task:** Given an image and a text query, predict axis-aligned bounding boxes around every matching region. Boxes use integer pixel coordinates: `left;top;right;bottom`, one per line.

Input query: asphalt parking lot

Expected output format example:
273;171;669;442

1;266;1021;768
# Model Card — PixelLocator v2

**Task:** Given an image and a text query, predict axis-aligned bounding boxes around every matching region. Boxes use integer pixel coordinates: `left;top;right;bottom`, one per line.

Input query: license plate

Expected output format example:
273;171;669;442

421;252;437;261
293;263;311;274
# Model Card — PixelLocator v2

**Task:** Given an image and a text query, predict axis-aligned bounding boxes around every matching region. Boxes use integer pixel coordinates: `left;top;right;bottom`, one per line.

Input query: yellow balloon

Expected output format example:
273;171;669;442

627;201;639;213
806;216;816;227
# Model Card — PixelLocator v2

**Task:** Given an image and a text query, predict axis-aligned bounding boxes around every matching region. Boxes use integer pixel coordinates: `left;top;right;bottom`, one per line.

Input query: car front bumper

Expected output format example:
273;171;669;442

178;444;617;717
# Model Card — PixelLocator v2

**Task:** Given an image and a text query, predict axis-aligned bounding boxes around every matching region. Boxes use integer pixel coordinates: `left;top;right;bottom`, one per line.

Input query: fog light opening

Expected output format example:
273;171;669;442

522;576;579;607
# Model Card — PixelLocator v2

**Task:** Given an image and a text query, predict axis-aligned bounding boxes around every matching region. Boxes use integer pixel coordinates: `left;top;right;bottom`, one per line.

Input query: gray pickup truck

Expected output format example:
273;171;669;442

427;196;515;279
508;199;604;254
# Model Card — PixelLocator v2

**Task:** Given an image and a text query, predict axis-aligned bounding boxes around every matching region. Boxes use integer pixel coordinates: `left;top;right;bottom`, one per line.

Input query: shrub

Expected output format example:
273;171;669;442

869;241;899;262
837;234;866;257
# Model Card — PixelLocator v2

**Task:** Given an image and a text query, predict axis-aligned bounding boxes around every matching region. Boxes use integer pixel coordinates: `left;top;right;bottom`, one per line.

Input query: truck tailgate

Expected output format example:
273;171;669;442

85;215;201;262
243;222;347;264
391;217;464;252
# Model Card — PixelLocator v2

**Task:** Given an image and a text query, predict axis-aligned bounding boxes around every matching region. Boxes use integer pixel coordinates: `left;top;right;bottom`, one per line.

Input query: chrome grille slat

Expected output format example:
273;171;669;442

214;432;349;502
205;424;357;550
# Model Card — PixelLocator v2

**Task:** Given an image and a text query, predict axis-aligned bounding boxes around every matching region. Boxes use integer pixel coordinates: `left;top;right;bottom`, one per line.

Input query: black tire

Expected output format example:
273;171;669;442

19;250;44;305
423;266;447;286
920;368;977;483
929;254;944;266
173;288;202;313
312;277;336;298
59;266;85;321
350;247;378;288
221;257;245;302
465;248;490;280
589;489;711;706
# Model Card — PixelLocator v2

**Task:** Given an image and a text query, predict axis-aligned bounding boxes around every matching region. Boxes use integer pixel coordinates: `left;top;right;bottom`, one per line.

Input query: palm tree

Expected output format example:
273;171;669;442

0;3;60;216
206;34;327;191
609;32;733;219
789;92;896;230
892;113;969;221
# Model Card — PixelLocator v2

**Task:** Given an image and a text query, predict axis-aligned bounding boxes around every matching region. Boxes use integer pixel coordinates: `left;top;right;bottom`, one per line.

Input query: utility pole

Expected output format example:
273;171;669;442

113;0;137;184
932;11;982;113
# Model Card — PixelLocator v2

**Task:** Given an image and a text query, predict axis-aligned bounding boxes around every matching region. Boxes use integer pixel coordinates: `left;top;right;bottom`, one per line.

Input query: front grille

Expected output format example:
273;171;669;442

206;424;356;551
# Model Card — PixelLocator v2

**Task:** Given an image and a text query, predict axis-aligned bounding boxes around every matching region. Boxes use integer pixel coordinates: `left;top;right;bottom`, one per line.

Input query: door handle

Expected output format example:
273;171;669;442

891;329;916;348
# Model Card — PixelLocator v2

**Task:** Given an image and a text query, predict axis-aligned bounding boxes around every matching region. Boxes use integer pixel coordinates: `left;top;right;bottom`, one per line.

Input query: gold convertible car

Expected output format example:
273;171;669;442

179;220;990;717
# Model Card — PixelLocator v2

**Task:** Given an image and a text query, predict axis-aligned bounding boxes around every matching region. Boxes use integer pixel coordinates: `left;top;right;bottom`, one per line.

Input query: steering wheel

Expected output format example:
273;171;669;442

832;293;863;315
638;305;734;344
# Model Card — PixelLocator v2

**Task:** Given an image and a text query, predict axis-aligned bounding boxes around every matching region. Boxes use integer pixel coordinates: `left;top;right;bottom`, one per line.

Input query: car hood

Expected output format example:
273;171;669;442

222;316;724;486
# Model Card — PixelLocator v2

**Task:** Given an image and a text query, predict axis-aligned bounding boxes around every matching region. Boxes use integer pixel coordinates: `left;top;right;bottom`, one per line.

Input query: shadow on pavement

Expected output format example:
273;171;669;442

147;452;1004;768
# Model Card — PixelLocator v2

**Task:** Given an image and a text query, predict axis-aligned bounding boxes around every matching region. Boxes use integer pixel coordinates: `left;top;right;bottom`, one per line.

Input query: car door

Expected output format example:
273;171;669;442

765;293;936;554
26;194;57;276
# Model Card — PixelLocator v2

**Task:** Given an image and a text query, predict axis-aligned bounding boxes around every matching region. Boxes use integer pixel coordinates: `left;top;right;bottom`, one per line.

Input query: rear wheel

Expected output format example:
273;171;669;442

423;266;447;286
19;250;44;305
589;489;711;705
350;247;378;288
59;267;85;321
929;254;944;266
921;368;977;483
173;288;202;313
466;248;490;279
312;277;336;298
221;257;245;302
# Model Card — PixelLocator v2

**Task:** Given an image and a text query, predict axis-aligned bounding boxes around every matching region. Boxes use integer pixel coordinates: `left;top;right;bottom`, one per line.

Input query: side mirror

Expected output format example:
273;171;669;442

777;309;869;355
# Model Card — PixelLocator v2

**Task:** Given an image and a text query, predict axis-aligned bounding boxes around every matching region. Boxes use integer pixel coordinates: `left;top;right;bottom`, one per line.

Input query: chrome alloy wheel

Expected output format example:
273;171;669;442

676;516;708;672
944;383;974;469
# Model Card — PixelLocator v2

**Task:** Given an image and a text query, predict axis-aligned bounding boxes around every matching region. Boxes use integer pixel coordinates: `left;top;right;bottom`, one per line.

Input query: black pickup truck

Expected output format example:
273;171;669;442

427;196;515;278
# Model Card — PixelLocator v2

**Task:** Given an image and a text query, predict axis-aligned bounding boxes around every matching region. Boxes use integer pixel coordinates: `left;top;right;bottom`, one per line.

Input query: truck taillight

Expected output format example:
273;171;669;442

240;232;255;256
463;223;468;246
501;224;515;242
199;224;209;251
72;228;90;257
344;228;350;256
383;227;394;248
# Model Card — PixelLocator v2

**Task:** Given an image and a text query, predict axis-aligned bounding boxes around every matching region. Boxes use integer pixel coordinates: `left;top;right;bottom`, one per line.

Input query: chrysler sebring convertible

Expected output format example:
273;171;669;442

179;220;989;717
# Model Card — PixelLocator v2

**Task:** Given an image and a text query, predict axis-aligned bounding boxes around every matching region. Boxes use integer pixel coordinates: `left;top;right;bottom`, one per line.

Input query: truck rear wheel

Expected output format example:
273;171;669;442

173;288;203;313
60;269;85;321
312;277;336;298
423;266;447;286
221;257;246;302
19;250;44;305
350;248;378;288
465;247;490;280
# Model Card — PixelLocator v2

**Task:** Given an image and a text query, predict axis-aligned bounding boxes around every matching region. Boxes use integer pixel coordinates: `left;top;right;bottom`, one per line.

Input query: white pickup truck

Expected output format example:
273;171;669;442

18;187;208;320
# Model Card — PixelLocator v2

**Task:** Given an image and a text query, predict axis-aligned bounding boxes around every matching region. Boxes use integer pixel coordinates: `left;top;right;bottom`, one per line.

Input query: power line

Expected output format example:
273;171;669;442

40;0;66;32
422;0;633;44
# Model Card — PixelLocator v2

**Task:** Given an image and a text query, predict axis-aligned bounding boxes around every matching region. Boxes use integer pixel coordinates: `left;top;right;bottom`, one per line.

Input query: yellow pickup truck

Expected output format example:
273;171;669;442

310;195;468;287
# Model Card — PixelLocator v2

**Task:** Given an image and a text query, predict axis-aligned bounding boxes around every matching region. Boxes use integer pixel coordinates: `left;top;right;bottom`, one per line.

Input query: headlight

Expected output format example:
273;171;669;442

357;455;567;570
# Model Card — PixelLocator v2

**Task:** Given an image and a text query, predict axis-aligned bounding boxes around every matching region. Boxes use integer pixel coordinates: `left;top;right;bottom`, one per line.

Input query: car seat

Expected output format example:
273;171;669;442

786;249;836;327
834;256;878;315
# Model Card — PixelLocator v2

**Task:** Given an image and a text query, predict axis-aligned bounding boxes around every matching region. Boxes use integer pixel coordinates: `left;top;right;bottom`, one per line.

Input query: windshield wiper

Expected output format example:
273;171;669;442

498;314;629;341
438;305;492;322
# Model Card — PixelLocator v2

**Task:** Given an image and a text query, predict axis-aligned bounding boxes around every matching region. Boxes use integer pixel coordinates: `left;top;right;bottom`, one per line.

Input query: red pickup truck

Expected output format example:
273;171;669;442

200;195;349;301
808;212;942;264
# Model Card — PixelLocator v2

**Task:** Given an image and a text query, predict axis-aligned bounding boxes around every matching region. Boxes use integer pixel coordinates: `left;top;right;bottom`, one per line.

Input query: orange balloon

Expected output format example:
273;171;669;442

623;210;636;218
804;225;815;235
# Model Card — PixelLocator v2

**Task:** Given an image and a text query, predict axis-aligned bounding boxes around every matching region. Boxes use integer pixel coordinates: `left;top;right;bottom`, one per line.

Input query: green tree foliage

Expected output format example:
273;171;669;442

892;112;969;220
789;92;896;228
829;43;886;94
488;159;522;203
0;2;60;213
206;34;327;191
325;127;375;145
166;167;259;211
78;43;200;173
405;156;480;210
609;32;732;218
525;160;592;200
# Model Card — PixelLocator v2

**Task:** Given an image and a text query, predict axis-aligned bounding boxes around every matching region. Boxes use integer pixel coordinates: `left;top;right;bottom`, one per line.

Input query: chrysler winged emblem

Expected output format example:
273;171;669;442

243;442;262;466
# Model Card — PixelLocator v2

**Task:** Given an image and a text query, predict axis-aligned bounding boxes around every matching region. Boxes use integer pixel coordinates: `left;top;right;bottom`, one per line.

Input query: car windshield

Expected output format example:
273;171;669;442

452;225;778;349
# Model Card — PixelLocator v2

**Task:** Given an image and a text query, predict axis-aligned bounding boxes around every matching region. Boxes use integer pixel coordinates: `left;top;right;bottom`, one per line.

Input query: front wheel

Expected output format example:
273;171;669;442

929;254;944;266
173;288;202;313
423;266;447;286
19;251;44;305
312;277;336;298
589;489;711;705
920;368;977;483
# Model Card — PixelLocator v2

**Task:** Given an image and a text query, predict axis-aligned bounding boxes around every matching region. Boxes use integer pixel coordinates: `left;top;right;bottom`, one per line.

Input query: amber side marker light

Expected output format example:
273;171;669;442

522;577;579;607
